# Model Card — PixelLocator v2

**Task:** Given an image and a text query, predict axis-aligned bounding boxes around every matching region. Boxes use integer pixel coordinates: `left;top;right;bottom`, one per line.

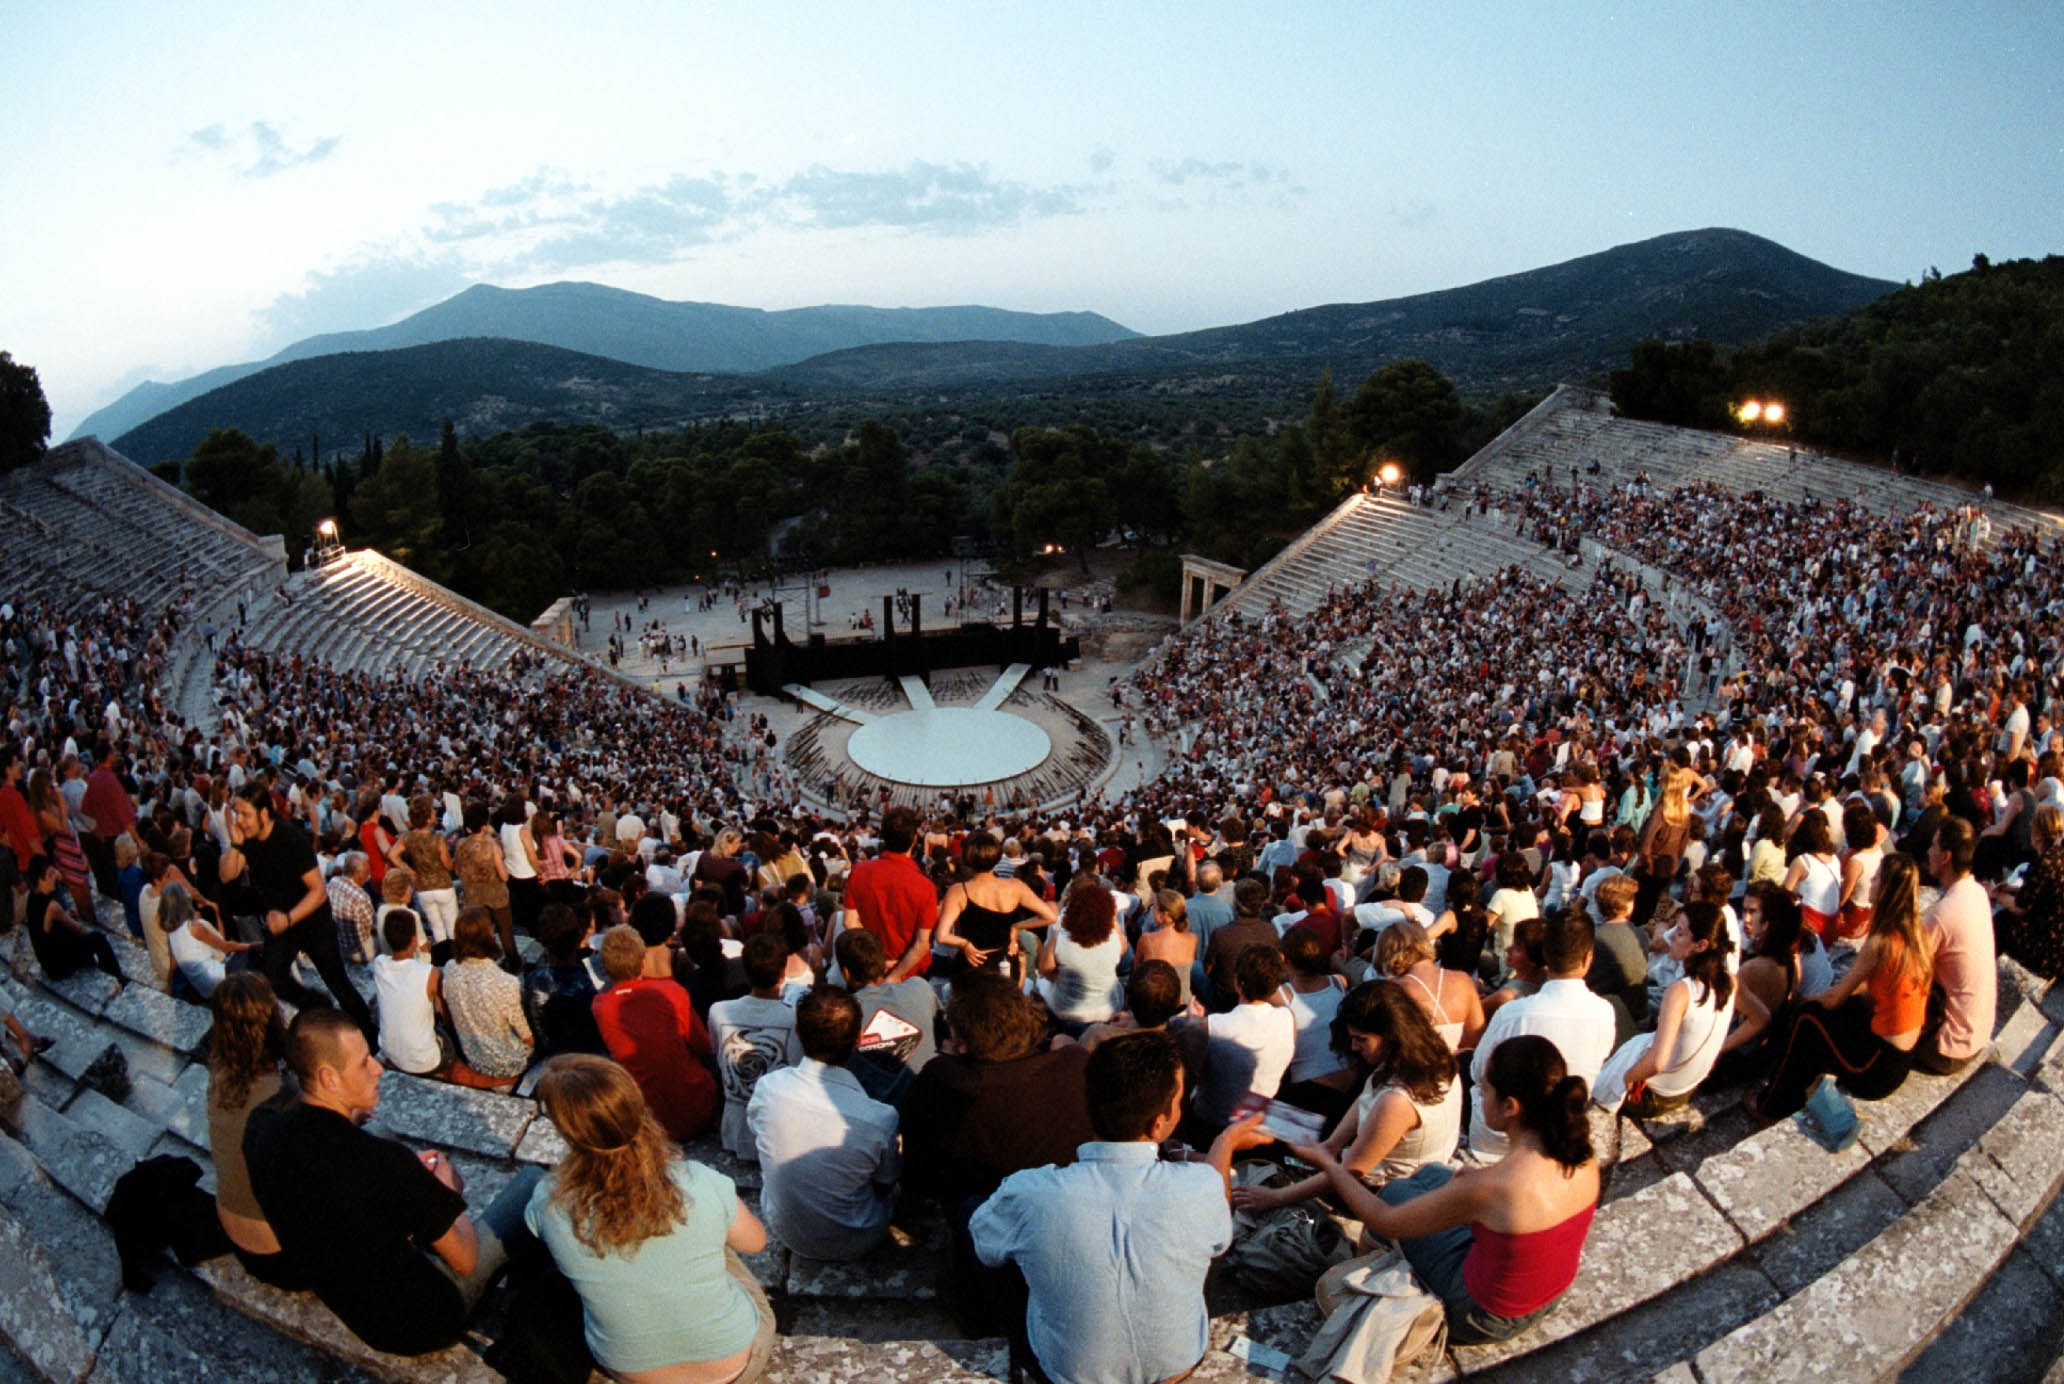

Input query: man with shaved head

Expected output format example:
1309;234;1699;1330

243;1007;541;1355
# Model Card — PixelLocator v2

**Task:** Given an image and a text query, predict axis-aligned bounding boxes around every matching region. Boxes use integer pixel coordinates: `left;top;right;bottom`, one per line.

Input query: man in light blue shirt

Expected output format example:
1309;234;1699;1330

969;1031;1268;1384
746;988;900;1261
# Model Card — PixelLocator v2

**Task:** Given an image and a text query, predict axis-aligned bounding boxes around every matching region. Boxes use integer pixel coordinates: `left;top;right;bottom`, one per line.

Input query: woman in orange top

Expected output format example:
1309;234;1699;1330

1747;852;1931;1121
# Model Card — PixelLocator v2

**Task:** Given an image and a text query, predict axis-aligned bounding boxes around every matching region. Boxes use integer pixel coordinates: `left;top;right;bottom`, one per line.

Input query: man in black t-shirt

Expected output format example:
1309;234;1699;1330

244;1007;542;1355
220;783;375;1039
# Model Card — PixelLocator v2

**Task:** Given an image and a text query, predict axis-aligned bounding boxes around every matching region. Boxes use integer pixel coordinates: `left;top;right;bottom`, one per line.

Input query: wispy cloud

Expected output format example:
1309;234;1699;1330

416;159;1092;270
257;253;472;350
1152;157;1290;188
256;150;1294;339
777;160;1079;234
183;121;341;177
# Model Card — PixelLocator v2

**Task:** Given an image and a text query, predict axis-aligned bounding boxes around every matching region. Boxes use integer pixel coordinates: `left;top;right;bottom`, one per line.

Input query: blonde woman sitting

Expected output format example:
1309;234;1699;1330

526;1054;776;1384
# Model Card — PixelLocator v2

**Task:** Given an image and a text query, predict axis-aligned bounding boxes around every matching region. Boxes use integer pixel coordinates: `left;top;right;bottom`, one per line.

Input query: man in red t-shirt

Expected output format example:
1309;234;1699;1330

79;741;141;898
842;805;938;982
0;746;41;872
590;924;717;1142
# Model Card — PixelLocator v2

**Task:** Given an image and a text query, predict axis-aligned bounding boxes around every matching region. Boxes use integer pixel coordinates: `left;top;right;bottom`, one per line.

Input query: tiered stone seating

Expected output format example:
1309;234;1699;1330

235;549;629;687
1215;491;1577;622
1453;385;2058;546
3;906;2058;1384
0;439;283;617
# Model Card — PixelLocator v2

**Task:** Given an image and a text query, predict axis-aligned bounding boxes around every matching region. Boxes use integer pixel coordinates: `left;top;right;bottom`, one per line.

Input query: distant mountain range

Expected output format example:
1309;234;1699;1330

72;286;1138;442
103;229;1899;464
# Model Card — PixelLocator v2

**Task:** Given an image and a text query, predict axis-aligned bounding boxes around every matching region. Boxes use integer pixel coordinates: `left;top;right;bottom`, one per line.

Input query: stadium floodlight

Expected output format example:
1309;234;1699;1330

1737;400;1764;423
1763;402;1786;424
1378;462;1403;487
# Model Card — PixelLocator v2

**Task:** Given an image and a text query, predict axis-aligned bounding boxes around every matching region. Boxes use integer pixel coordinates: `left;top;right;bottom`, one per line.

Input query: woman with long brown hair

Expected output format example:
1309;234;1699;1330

27;767;93;919
525;1054;774;1384
1231;980;1460;1215
1747;852;1932;1121
205;973;305;1287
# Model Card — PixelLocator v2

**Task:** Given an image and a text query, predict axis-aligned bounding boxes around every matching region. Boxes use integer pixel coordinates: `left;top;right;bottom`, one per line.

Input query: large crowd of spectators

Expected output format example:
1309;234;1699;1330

2;459;2060;1384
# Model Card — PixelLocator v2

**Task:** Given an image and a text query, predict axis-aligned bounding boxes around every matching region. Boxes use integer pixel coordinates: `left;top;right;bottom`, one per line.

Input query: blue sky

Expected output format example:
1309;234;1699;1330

5;1;2060;437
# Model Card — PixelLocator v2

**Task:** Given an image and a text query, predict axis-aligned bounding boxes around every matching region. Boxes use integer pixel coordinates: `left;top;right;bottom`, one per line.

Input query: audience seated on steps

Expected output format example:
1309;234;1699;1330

970;1031;1266;1384
707;931;804;1162
526;1054;777;1384
591;922;718;1144
1592;899;1734;1117
1468;909;1614;1163
1231;979;1462;1222
1746;853;1931;1122
244;1006;544;1357
746;986;900;1262
1287;1034;1599;1347
21;852;124;982
374;908;449;1076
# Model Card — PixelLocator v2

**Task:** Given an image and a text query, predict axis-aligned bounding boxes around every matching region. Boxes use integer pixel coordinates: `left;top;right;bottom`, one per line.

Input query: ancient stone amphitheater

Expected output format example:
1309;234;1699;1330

2;401;2061;1384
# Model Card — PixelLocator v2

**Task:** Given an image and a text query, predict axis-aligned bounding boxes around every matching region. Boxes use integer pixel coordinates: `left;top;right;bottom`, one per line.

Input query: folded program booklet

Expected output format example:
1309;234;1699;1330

1229;1093;1329;1144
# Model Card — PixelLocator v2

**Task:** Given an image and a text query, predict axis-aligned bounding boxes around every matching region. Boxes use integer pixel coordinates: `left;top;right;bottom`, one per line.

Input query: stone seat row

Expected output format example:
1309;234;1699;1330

237;556;522;681
1453;389;2048;546
1216;492;1578;624
5;901;2061;1384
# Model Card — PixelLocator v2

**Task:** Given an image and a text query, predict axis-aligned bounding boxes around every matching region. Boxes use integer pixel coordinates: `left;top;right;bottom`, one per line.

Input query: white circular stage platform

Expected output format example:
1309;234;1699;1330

845;706;1053;788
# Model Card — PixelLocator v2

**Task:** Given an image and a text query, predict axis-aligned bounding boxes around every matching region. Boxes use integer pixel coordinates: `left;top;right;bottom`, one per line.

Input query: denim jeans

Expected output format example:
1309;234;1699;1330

434;1164;545;1309
1378;1164;1557;1345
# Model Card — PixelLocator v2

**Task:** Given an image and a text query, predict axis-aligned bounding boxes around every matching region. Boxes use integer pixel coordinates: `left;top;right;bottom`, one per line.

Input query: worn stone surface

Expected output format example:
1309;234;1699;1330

9;989;120;1082
43;1013;186;1090
1856;1063;1981;1157
106;936;160;991
0;1151;124;1348
153;1060;212;1149
364;1070;535;1158
11;1094;127;1212
1964;1087;2064;1229
510;1113;569;1167
89;1269;385;1384
16;1053;74;1111
191;1258;502;1384
1693;1170;2018;1384
1899;1247;2064;1384
1876;1063;2025;1206
677;1132;765;1190
769;1334;1005;1383
1473;1261;1779;1384
783;1298;974;1345
1990;1003;2054;1078
102;983;212;1055
1452;1171;1743;1373
786;1208;948;1301
40;970;122;1017
63;1087;161;1158
1694;1113;1872;1242
1749;1168;1907;1297
0;1199;100;1384
2024;1173;2064;1295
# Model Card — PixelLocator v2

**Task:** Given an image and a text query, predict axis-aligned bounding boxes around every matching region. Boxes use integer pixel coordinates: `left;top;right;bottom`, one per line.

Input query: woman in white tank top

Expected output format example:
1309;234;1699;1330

1782;812;1842;935
1229;981;1460;1216
1594;901;1735;1113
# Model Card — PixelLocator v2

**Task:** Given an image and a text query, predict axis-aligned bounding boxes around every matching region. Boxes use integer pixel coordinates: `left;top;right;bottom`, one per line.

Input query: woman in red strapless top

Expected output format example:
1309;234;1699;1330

1292;1034;1600;1343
